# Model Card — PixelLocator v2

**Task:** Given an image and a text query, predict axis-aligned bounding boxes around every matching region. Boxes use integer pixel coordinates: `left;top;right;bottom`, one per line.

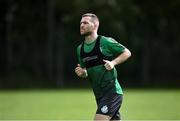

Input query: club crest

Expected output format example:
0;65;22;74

101;105;108;113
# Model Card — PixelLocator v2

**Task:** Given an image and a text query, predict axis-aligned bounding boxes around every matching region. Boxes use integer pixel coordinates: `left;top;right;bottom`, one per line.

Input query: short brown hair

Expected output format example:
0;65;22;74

82;13;99;23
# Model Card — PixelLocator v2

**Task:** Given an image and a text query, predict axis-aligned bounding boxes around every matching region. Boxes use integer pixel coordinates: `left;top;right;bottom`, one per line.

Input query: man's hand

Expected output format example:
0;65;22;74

103;60;114;70
75;64;87;78
103;48;131;71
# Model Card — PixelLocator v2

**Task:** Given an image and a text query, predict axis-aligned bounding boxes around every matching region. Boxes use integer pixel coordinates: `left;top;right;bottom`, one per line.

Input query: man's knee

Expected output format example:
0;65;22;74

94;114;111;121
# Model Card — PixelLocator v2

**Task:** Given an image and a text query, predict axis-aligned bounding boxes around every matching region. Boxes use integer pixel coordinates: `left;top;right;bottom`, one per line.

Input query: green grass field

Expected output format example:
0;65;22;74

0;89;180;120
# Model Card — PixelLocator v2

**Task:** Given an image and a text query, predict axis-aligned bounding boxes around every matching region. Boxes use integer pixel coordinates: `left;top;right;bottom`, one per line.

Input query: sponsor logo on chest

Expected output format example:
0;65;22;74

83;55;98;62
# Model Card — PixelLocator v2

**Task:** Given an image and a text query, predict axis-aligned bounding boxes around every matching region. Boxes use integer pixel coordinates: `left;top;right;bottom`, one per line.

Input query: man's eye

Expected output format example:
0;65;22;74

83;22;88;24
80;21;89;25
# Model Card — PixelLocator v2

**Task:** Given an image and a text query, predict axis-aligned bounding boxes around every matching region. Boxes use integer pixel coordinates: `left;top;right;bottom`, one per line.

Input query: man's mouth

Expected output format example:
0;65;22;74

80;30;84;33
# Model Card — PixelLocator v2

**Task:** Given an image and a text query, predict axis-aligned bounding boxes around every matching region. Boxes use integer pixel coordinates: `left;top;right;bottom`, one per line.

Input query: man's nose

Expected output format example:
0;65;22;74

80;25;84;29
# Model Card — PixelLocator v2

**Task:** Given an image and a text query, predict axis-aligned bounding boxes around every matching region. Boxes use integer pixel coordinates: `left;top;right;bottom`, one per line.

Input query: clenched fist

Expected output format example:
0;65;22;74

75;64;88;78
103;60;114;70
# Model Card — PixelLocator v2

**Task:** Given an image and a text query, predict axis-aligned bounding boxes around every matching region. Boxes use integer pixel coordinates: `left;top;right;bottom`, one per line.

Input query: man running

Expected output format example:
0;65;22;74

75;13;131;121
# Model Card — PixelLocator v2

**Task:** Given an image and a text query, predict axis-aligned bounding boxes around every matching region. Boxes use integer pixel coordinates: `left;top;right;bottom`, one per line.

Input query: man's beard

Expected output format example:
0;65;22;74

81;31;92;37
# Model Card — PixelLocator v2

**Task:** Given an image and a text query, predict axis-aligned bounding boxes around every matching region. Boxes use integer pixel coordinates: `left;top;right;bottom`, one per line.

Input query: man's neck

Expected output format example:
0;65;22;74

84;33;98;44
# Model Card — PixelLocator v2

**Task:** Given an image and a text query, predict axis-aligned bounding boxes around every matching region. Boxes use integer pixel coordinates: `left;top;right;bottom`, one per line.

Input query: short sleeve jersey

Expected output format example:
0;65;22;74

76;36;125;98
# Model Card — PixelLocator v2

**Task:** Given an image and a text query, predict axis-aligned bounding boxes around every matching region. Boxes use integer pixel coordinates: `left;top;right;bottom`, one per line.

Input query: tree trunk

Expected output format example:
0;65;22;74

141;38;150;86
46;0;55;81
5;0;15;78
55;27;64;87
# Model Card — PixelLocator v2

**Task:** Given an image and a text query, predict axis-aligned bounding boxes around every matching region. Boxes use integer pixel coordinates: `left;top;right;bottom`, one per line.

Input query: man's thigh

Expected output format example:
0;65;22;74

94;114;111;120
95;93;123;120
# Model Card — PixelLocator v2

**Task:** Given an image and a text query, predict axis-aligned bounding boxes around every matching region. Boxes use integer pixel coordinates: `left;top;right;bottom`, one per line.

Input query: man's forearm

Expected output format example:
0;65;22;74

112;48;131;66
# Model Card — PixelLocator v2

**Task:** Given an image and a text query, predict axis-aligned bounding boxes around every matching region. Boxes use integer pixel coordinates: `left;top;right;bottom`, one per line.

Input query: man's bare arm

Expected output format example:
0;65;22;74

104;48;131;70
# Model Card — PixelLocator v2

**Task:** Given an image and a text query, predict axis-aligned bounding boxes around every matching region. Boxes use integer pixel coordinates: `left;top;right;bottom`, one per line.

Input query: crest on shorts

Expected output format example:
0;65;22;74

101;105;108;113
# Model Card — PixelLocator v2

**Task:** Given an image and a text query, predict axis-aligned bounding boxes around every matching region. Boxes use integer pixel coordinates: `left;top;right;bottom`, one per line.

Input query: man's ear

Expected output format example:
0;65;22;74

93;23;98;30
94;21;99;30
94;24;97;28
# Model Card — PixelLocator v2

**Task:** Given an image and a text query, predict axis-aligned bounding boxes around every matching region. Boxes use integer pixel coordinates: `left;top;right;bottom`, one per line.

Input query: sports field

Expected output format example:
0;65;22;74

0;89;180;120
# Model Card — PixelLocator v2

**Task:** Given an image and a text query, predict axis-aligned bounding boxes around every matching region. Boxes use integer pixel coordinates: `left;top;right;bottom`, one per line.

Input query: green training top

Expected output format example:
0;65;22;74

76;35;125;98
